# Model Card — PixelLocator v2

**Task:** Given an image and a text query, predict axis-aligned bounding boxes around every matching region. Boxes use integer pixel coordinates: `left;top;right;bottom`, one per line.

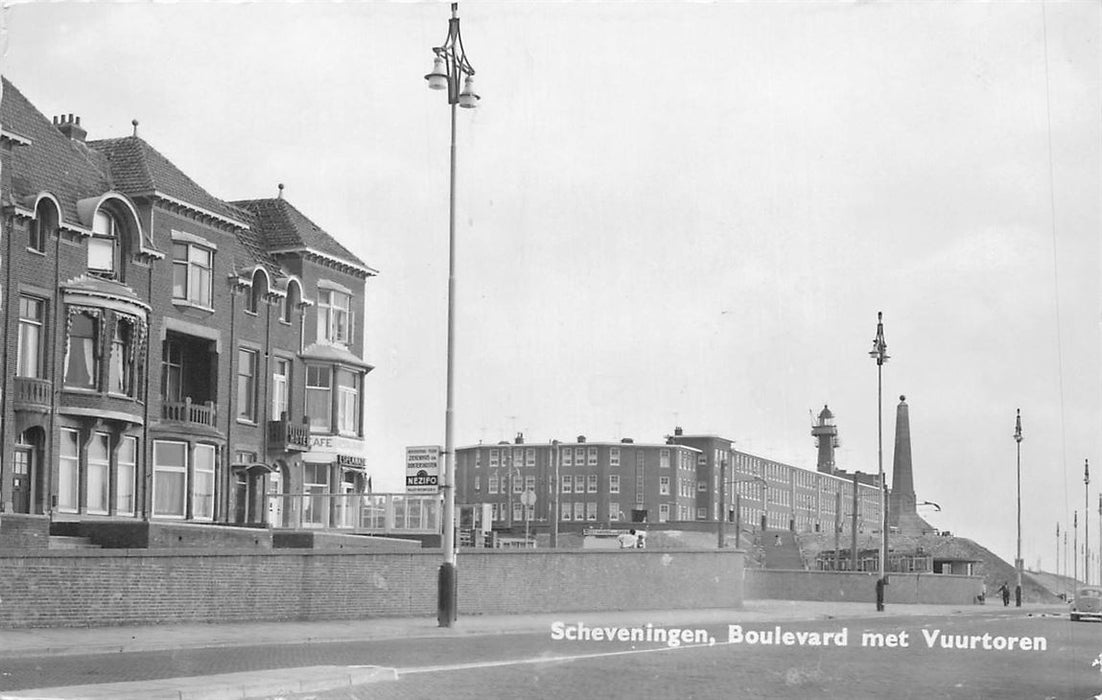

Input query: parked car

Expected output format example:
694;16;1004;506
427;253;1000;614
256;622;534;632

1070;587;1102;622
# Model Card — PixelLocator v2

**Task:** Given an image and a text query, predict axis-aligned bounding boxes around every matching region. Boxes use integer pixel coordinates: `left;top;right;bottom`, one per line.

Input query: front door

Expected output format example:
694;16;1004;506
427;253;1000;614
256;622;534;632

12;447;32;514
267;471;283;527
233;470;248;523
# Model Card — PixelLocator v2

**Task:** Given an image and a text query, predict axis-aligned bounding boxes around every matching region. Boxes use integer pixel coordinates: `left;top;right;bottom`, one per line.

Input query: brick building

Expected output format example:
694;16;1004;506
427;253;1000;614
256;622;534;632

454;427;882;535
0;79;376;540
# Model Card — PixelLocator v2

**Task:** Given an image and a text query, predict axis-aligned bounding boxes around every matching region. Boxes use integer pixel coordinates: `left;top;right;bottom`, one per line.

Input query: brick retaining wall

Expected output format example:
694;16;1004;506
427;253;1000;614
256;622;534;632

0;548;744;628
744;568;982;605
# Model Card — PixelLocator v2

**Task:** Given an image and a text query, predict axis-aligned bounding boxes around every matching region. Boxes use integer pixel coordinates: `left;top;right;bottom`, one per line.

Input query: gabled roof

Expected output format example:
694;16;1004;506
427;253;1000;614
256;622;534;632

233;197;375;277
1;78;113;225
88;136;247;226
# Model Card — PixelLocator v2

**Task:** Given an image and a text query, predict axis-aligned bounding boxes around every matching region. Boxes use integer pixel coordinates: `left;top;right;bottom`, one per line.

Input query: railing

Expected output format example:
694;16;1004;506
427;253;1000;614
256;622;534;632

162;397;217;427
266;492;441;534
13;377;52;407
267;419;310;451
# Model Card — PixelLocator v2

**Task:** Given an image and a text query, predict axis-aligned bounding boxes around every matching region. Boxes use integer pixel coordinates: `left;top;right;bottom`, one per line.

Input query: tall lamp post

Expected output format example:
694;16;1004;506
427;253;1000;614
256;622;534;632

425;1;480;628
868;311;889;611
1085;459;1090;586
1014;409;1023;607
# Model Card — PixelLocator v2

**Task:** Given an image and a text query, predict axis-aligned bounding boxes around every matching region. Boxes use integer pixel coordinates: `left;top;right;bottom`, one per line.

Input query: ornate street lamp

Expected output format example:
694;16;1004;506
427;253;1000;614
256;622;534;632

1014;409;1023;607
425;1;480;628
868;311;889;611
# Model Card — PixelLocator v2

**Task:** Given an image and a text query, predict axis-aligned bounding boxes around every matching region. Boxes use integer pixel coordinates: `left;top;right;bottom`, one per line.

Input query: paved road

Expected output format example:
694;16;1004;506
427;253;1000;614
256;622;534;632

305;612;1098;700
1;609;1094;699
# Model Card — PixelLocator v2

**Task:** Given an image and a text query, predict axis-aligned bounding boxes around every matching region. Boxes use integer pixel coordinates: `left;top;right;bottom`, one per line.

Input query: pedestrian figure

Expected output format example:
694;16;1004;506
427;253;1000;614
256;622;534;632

618;529;638;549
998;582;1010;606
774;534;782;547
636;531;646;549
977;582;986;605
876;576;887;612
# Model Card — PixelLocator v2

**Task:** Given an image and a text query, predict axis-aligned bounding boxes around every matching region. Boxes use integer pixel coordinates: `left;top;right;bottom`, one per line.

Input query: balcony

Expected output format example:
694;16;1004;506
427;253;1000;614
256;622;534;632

162;397;217;427
13;377;52;411
268;418;310;452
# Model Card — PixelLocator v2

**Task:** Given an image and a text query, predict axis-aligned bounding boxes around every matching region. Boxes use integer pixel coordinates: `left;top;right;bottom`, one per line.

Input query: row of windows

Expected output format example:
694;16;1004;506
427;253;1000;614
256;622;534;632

240;352;362;435
28;202;355;346
476;446;698;470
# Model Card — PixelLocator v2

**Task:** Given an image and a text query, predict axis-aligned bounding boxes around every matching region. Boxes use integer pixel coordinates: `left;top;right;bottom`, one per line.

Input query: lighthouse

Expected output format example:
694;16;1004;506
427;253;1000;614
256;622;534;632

811;405;839;474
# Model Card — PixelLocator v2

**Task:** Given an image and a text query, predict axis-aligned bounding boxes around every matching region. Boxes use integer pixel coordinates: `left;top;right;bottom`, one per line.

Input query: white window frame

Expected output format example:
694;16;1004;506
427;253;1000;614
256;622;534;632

561;475;572;493
152;440;188;519
659;476;670;496
609;474;620;494
86;432;110;515
272;357;290;419
192;444;216;522
17;296;45;378
89;209;119;277
336;368;361;436
317;288;351;345
306;365;332;431
610;448;620;467
116;435;137;516
237;348;258;423
172;240;214;308
587;474;598;493
58;428;80;514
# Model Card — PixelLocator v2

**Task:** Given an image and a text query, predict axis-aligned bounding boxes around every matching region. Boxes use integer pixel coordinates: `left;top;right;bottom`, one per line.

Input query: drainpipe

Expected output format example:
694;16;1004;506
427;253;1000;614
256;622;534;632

1;204;15;512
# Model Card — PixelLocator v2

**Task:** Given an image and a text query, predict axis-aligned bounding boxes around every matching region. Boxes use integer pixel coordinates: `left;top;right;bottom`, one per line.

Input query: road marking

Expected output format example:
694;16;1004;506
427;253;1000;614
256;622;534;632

398;642;702;676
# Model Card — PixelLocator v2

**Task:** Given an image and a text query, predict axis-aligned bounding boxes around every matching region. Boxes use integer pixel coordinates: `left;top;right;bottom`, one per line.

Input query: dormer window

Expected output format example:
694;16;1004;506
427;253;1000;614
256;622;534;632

89;209;119;277
317;288;351;345
172;241;213;308
31;199;58;253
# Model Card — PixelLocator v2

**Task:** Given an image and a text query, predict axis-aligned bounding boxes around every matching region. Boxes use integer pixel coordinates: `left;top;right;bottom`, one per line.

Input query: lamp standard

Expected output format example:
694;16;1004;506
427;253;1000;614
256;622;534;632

1014;409;1023;607
1085;459;1090;585
868;312;889;610
425;1;480;628
1074;510;1078;585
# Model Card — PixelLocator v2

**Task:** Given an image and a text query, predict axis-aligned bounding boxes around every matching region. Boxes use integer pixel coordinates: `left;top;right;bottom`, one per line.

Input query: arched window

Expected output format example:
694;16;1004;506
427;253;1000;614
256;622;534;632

247;270;267;314
89;209;120;277
31;199;58;252
282;280;301;323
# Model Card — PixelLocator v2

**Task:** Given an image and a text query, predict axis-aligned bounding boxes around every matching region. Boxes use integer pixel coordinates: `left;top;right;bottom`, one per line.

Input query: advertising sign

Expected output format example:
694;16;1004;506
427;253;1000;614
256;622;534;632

406;445;441;493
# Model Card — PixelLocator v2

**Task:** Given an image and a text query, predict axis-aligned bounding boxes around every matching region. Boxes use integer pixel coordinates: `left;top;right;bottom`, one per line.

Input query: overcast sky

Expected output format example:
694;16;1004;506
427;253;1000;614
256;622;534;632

3;1;1098;571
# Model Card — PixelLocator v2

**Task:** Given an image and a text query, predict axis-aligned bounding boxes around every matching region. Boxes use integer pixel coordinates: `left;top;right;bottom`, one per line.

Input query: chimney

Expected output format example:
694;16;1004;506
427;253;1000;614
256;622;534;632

674;426;683;436
514;432;524;445
620;437;634;444
54;114;87;142
576;435;586;443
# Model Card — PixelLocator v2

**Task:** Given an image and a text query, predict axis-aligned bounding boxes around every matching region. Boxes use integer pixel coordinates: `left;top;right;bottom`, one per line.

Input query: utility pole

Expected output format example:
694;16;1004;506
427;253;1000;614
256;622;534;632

1074;510;1078;585
717;459;726;548
1085;459;1091;586
549;440;559;549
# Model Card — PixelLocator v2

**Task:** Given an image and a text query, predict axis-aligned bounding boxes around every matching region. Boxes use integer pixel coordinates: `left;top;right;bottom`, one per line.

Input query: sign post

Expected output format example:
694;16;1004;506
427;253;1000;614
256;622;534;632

406;446;442;494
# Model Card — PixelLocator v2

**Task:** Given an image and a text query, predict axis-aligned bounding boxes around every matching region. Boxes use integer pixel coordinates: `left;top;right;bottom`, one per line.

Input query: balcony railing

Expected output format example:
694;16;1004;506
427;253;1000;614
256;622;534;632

13;377;52;408
266;492;441;534
268;418;311;452
162;397;217;427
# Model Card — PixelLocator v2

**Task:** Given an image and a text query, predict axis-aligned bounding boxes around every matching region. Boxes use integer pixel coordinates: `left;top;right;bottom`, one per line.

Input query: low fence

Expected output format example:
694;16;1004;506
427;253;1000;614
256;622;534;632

0;548;744;628
745;568;982;605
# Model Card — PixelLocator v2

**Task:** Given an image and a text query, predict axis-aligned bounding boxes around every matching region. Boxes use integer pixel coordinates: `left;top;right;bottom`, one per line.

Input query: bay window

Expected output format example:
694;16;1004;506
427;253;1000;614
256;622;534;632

336;369;360;435
109;317;135;396
64;311;99;389
306;365;332;430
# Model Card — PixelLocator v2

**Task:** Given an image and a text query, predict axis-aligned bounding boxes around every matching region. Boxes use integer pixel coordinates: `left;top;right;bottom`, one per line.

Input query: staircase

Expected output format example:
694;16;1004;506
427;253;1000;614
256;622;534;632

763;529;805;569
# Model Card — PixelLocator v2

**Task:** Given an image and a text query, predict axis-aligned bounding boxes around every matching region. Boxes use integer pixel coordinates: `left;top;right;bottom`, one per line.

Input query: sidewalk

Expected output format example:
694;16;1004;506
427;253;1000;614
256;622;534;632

0;599;1049;660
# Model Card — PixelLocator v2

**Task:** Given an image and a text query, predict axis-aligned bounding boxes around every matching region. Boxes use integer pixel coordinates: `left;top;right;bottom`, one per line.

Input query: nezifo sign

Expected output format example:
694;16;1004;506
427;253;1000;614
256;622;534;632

406;445;441;493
